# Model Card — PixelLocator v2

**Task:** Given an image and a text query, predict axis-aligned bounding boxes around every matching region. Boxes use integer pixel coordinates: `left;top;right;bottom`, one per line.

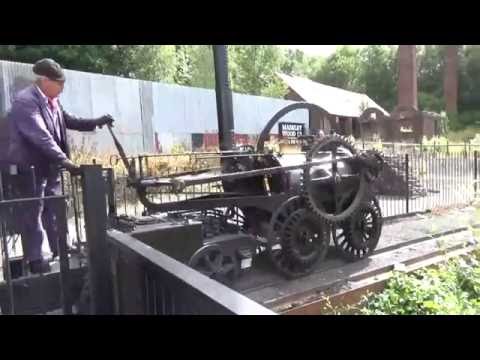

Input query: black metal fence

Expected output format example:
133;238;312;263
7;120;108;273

112;153;223;217
110;148;480;221
363;144;479;219
0;167;78;314
107;229;274;315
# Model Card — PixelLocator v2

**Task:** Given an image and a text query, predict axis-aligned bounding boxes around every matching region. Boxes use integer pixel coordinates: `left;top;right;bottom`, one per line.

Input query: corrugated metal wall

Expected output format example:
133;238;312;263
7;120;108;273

0;60;308;156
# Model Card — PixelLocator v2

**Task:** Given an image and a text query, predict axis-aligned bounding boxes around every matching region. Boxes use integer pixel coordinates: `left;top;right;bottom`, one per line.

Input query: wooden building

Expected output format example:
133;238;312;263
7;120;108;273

278;73;389;138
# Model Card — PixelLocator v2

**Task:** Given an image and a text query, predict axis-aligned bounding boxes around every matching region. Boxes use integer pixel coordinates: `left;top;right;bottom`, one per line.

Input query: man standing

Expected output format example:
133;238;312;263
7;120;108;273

6;58;114;274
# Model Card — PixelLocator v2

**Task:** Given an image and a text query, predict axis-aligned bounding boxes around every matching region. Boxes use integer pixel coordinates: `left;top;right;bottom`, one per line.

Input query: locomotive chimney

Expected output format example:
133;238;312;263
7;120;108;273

213;45;235;151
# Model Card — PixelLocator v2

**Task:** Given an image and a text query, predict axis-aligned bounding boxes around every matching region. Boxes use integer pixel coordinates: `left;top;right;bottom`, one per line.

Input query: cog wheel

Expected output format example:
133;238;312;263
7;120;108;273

334;196;382;262
303;134;368;224
355;148;385;183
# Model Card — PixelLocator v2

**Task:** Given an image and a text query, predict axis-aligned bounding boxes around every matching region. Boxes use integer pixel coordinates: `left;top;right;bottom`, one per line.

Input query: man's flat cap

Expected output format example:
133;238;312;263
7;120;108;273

33;58;65;81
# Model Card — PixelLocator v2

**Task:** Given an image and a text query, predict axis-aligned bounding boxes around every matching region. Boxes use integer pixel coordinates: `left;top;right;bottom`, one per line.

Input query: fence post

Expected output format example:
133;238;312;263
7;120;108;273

475;151;478;198
145;157;150;177
105;168;117;218
0;171;15;315
80;165;113;314
54;197;72;315
405;153;410;214
139;156;144;179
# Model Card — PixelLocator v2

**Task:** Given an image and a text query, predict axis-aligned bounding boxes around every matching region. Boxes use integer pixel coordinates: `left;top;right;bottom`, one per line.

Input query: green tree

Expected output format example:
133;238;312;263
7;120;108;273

311;46;362;91
188;45;215;89
357;45;398;111
0;45;178;83
173;45;193;85
280;48;324;79
416;45;445;112
458;45;480;113
417;45;445;94
228;45;288;98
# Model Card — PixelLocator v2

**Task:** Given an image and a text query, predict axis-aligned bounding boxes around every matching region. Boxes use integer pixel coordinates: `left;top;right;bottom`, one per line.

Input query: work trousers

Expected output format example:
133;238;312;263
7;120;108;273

14;169;62;262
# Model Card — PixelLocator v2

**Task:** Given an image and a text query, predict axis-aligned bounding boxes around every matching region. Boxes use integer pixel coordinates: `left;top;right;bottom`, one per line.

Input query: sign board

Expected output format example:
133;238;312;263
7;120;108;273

279;122;305;138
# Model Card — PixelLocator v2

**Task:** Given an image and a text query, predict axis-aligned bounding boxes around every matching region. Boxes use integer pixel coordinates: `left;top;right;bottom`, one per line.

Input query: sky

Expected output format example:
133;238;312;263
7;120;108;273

280;45;367;57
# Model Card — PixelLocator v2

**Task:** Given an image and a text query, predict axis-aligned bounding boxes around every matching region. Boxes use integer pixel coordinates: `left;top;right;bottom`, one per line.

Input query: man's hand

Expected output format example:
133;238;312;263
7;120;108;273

95;114;115;129
60;159;81;175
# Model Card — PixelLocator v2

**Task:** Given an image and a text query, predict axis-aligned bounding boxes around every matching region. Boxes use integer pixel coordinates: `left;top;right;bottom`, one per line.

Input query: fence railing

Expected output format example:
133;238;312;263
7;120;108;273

108;148;480;221
374;150;478;218
359;140;480;156
0;167;75;314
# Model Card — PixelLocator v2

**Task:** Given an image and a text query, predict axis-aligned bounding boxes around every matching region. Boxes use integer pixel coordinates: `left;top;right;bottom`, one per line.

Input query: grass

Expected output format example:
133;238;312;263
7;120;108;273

446;127;480;143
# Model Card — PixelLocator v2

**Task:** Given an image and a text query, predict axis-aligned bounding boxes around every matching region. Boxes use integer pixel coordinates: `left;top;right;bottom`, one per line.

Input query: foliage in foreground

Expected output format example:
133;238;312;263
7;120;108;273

360;249;480;315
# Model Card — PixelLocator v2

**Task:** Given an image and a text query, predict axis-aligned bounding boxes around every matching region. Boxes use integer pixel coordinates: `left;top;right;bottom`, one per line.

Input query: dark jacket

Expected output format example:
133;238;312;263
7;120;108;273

6;85;97;175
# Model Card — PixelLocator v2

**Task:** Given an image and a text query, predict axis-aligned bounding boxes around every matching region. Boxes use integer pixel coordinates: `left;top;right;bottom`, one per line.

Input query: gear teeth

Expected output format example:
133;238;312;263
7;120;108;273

361;147;386;182
302;134;367;224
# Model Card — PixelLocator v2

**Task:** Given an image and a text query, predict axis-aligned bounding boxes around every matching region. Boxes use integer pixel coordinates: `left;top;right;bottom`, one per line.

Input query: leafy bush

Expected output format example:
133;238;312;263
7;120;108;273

361;250;480;315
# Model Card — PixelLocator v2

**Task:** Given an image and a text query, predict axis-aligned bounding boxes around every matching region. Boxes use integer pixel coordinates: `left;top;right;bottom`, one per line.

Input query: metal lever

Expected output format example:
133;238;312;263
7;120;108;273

106;124;134;179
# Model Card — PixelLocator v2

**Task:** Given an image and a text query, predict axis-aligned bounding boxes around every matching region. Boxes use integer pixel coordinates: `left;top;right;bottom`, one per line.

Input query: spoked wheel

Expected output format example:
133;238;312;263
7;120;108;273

266;197;329;279
282;209;329;269
334;197;382;262
188;244;240;284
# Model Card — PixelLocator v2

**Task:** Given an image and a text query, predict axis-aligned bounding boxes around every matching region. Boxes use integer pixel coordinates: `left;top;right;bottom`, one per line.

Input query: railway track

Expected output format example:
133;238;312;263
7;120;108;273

239;224;479;315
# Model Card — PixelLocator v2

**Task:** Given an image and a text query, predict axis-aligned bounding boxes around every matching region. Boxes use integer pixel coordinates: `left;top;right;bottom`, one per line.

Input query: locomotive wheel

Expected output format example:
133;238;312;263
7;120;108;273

303;134;368;224
282;209;329;268
334;197;382;262
188;244;240;284
266;196;304;254
266;197;329;279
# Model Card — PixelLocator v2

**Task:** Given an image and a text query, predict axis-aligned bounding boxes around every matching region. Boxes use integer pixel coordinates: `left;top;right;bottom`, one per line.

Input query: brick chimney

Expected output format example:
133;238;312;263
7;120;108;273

443;45;459;114
397;45;418;110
